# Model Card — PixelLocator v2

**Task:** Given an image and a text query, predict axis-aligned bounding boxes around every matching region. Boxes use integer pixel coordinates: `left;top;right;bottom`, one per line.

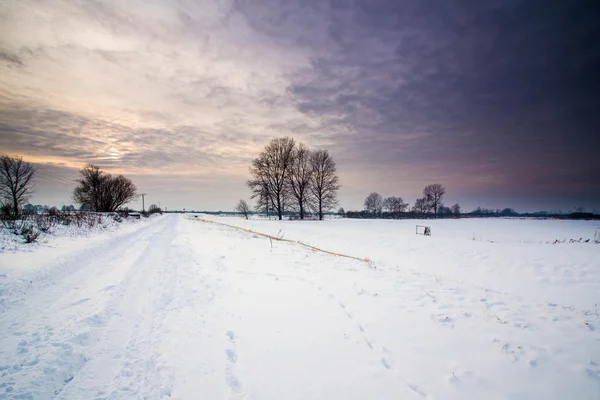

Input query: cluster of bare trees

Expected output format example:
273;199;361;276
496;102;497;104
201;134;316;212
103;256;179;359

363;193;409;217
357;184;460;219
245;137;340;220
0;155;142;243
72;164;138;212
412;184;454;218
1;154;139;218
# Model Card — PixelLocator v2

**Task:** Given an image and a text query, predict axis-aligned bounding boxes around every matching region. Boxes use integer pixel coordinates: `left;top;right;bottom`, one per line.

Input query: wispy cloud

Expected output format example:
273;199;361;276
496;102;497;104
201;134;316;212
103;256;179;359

0;0;598;210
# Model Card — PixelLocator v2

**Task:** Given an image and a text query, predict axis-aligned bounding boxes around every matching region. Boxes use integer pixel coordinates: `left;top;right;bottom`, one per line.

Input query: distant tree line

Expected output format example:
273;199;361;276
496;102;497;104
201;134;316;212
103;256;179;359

244;137;340;220
22;204;77;214
463;208;600;220
347;184;460;219
466;207;518;217
344;187;599;220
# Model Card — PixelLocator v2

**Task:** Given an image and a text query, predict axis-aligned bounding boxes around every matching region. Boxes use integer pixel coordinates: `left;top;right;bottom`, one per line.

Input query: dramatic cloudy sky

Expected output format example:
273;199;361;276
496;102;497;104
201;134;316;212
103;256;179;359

1;0;598;212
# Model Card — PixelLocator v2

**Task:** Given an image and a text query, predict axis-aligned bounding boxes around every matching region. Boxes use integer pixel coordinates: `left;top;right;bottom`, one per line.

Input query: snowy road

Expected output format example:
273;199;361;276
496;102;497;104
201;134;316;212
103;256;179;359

1;214;599;399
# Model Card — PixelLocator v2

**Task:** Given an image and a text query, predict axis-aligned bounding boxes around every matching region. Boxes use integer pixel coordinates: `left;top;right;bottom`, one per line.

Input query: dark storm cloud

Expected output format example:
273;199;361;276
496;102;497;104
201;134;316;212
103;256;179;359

236;0;600;200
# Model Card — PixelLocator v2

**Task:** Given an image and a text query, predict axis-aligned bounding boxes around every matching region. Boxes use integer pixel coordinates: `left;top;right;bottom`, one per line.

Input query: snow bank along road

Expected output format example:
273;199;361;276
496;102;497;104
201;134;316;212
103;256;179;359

0;214;599;399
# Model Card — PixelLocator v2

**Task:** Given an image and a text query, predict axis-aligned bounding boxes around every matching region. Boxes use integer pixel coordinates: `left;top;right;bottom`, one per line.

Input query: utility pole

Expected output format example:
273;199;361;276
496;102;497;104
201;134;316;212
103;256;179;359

141;193;146;212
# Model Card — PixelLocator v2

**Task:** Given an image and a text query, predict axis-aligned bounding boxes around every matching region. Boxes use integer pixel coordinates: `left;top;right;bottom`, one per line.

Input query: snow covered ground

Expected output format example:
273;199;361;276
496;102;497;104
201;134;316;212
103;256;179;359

0;214;599;399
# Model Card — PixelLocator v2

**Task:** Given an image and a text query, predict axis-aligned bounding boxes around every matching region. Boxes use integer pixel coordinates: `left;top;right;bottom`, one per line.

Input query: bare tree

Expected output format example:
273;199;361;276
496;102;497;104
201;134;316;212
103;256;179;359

310;149;340;220
383;196;408;217
287;143;313;220
412;197;430;217
451;203;461;218
73;164;103;211
73;164;137;212
423;184;446;218
0;154;37;218
235;199;250;219
247;137;296;220
364;192;384;216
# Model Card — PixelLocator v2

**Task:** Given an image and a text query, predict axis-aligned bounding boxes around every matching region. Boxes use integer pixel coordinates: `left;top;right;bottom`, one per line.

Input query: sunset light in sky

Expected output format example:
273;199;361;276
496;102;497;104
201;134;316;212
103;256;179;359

1;0;598;212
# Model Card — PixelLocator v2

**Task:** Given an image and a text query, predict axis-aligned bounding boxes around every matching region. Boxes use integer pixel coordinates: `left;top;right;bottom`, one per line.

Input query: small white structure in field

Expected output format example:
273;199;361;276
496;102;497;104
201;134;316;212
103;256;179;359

416;225;431;236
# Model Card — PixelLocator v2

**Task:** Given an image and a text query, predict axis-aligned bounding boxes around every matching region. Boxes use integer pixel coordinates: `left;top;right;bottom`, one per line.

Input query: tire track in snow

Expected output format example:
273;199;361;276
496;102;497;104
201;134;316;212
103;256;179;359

103;236;178;397
60;215;180;399
0;216;175;399
57;222;174;398
0;216;168;315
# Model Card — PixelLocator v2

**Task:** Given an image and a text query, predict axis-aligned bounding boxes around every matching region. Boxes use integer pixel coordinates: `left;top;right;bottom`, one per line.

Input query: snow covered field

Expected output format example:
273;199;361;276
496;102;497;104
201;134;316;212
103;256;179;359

0;214;599;399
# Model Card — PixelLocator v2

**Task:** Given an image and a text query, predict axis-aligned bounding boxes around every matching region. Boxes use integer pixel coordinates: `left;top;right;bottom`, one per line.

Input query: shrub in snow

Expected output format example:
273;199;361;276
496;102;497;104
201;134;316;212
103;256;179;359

21;225;41;243
3;219;44;244
148;204;163;215
34;214;57;233
1;211;134;247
